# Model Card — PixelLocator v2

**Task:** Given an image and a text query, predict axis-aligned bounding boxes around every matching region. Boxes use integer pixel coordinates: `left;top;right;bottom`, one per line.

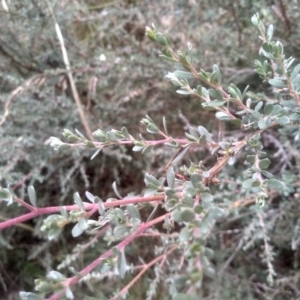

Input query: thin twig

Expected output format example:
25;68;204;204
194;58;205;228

47;2;94;140
110;244;178;300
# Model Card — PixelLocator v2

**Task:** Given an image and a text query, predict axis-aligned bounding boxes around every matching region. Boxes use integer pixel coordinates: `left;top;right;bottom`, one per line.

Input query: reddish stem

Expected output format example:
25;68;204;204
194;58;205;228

0;195;164;231
47;212;171;300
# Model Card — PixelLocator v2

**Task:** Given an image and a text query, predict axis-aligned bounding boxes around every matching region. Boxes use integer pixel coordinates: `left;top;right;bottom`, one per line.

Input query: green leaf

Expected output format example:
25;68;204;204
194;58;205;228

19;292;42;300
112;181;122;199
291;64;300;80
179;227;193;242
47;270;66;281
194;204;203;214
183;194;194;207
176;89;190;95
191;173;202;188
246;155;255;164
251;180;261;187
231;118;242;127
113;225;128;236
198;126;212;142
266;24;273;41
90;148;102;160
72;218;88;237
73;192;85;211
242;179;253;189
85;191;95;203
201;192;213;203
202;100;225;110
65;287;74;300
147;123;160;133
254;101;263;111
199;134;206;146
267;179;285;189
277;116;290;125
173;294;198;300
117;250;127;279
27;186;37;207
269;78;286;88
121;127;130;138
98;200;105;216
162;116;169;135
208;207;226;218
258;118;268;129
172;209;182;222
127;204;141;220
173;70;194;80
261;170;274;178
75;128;86;140
264;103;273;115
115;208;126;222
215;112;231;121
180;208;195;222
259;158;271;169
166;167;175;189
189;127;199;139
172;145;191;164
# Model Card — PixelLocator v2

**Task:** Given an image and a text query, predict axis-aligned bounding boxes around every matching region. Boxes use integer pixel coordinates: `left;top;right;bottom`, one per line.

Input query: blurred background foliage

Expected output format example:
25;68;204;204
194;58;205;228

1;0;300;299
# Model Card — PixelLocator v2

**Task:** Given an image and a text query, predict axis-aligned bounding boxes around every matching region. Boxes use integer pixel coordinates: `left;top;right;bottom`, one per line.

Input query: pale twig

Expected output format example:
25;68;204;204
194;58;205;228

47;2;94;140
110;244;178;300
47;213;172;300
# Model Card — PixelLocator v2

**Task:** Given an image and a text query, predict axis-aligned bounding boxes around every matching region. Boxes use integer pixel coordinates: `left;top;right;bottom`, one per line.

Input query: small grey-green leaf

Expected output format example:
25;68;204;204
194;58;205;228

291;64;300;80
173;70;194;79
197;126;212;142
121;127;130;138
85;191;95;203
98;201;105;216
75;128;86;140
113;225;128;236
72;218;88;237
231;118;242;127
258;118;268;129
251;180;261;187
189;127;199;139
176;89;190;95
47;270;66;281
242;179;253;189
246;155;255;164
147;123;159;133
201;192;213;203
117;250;127;279
90;148;102;160
191;173;202;188
267;179;285;189
264;103;273;115
261;170;274;178
19;292;41;300
254;101;263;111
180;208;195;222
172;145;191;164
269;78;286;88
267;24;273;41
73;192;85;211
215;112;231;121
277;116;290;125
27;186;37;207
166;167;175;189
112;181;122;199
209;207;226;218
115;208;126;221
127;204;141;220
259;158;271;169
162;116;169;135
